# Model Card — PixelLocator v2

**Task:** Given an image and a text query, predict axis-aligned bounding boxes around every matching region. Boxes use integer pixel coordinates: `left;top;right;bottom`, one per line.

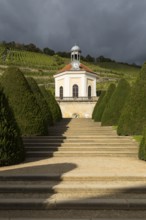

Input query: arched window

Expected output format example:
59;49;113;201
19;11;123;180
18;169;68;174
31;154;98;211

88;86;91;98
60;86;63;99
73;84;79;98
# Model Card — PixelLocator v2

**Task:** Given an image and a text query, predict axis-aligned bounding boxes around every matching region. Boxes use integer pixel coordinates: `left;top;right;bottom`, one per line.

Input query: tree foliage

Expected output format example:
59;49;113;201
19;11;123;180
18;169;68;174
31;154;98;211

101;79;131;126
92;91;106;119
40;86;62;123
117;63;146;135
43;48;55;56
27;77;53;126
0;85;25;166
139;129;146;161
1;67;47;136
94;83;116;122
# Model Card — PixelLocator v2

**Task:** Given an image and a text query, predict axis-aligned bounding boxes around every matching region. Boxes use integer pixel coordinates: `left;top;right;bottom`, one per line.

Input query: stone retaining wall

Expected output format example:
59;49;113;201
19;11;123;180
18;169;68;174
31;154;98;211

58;101;98;118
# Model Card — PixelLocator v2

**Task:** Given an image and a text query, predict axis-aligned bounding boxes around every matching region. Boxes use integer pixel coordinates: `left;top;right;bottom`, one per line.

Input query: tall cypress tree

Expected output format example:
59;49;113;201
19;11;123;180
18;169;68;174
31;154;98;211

0;85;25;166
101;79;131;126
40;86;62;123
94;84;116;122
27;77;53;126
139;128;146;161
1;67;47;136
92;91;106;120
117;63;146;135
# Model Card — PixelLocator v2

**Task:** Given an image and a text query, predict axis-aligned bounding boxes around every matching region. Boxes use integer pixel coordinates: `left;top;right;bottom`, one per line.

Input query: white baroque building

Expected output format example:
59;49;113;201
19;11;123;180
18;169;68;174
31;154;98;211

54;45;98;100
54;45;99;118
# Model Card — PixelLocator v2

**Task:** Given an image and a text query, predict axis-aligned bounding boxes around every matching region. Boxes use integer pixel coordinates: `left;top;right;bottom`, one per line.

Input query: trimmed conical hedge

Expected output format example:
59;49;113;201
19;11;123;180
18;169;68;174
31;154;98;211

94;83;116;122
1;67;47;136
101;79;131;126
47;89;62;122
92;91;106;120
40;86;62;123
139;129;146;160
0;84;25;166
27;77;53;127
117;62;146;135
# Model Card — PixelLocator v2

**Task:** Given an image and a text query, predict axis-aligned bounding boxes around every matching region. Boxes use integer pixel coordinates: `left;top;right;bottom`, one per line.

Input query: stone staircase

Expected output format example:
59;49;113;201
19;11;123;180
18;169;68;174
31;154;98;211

24;118;138;158
0;118;146;219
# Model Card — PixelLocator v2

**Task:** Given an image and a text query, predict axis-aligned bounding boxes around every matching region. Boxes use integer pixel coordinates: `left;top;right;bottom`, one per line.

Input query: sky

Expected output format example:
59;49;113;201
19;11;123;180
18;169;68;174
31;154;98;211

0;0;146;65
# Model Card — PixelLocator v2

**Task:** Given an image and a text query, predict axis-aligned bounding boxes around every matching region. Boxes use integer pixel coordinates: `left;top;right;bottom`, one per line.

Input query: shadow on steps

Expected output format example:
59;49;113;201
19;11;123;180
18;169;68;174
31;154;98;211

22;118;72;162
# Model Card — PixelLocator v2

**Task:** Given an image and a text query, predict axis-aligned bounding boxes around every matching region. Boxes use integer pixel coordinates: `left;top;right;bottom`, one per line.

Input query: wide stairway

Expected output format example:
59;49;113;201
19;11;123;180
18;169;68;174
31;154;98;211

1;118;146;219
25;119;138;158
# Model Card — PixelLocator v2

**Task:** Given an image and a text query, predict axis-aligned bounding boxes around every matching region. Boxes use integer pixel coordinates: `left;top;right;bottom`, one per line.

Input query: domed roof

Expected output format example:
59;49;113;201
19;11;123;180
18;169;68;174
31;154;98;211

71;45;81;52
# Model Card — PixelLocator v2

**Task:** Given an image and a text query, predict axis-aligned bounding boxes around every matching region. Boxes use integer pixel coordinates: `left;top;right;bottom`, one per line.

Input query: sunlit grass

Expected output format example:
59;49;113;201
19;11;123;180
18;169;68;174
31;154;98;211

133;135;143;143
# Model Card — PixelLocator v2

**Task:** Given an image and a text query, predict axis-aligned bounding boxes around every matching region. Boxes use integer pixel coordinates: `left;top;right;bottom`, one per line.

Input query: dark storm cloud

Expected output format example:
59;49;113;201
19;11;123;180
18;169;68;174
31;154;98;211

0;0;146;64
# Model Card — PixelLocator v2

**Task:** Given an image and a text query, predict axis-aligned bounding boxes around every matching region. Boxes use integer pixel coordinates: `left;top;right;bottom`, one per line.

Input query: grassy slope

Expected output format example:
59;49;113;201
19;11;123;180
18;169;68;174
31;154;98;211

0;45;141;91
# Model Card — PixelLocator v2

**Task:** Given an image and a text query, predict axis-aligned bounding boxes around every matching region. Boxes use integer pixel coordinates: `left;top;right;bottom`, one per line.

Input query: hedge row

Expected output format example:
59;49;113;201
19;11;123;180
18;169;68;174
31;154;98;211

92;91;106;119
93;83;116;122
102;79;131;126
0;67;62;166
39;86;62;123
27;77;53;127
1;67;47;136
92;62;146;162
0;84;25;166
117;62;146;136
1;67;62;136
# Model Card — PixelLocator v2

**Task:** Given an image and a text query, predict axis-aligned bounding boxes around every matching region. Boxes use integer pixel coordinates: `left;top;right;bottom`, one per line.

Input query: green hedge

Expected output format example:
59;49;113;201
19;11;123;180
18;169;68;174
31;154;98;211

117;62;146;135
139;129;146;160
92;91;106;119
40;86;62;123
94;83;116;122
0;85;25;166
101;79;131;126
27;77;53;126
1;67;47;136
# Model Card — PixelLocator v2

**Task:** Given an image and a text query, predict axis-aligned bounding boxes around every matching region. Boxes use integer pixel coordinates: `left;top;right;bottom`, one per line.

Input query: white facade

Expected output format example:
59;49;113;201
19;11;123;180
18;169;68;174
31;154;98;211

54;45;97;99
54;71;97;98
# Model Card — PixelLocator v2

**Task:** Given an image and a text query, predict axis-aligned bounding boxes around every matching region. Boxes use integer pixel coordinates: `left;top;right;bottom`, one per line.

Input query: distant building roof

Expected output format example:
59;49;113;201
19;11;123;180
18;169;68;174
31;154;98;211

57;62;96;75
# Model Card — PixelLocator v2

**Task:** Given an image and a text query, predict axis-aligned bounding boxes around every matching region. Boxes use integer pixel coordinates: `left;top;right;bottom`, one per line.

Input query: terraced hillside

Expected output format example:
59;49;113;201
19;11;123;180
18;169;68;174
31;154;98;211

0;45;141;90
0;49;66;69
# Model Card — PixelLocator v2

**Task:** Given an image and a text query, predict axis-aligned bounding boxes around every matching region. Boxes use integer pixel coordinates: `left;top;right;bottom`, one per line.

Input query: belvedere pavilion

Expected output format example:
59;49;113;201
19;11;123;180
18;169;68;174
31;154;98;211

54;45;99;118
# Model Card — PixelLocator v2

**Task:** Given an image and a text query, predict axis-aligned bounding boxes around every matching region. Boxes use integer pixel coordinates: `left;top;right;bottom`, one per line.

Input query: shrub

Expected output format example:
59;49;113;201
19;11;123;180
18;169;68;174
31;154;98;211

92;91;106;119
40;86;62;123
1;67;47;136
117;62;146;135
139;129;146;160
101;79;131;126
0;85;25;166
27;77;53;126
94;83;116;122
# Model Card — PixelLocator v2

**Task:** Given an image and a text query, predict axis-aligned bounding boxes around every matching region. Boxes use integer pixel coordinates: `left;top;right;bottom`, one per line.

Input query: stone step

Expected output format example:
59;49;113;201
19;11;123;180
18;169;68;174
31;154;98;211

25;147;137;153
24;142;137;146
0;181;146;194
1;198;146;210
23;140;135;144
25;135;121;138
1;211;146;219
0;175;145;182
48;128;114;131
26;151;137;157
23;136;133;140
49;130;116;133
1;192;146;200
48;133;117;136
